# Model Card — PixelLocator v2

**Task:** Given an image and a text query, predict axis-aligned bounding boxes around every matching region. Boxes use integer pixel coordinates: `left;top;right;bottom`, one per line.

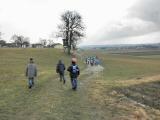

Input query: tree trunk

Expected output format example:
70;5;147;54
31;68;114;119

68;30;73;55
67;46;71;55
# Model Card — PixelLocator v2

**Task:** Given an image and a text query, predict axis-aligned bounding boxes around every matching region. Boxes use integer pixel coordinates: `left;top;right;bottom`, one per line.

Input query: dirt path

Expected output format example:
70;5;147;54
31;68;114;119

9;65;106;120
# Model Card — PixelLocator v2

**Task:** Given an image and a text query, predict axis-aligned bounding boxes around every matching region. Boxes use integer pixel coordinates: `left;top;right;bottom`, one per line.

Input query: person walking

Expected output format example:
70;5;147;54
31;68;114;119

67;58;80;90
56;60;66;84
26;58;37;89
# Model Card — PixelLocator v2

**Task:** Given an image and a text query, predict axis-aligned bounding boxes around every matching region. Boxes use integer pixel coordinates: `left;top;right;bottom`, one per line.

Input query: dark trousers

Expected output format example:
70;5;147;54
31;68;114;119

71;78;77;90
59;73;66;84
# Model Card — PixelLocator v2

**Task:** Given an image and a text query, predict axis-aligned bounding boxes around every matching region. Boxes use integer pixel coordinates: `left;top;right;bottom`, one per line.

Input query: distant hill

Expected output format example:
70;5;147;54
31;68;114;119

80;43;160;50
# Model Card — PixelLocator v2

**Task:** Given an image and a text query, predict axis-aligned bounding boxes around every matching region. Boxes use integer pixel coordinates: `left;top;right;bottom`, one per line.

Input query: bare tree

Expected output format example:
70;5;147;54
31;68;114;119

57;10;85;54
0;40;6;47
23;37;30;47
11;35;23;47
47;39;54;47
11;35;30;48
39;38;47;47
0;32;6;47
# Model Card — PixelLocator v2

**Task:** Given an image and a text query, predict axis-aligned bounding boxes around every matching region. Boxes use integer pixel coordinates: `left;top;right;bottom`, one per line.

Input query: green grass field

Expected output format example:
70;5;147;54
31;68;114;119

0;48;160;120
82;50;160;119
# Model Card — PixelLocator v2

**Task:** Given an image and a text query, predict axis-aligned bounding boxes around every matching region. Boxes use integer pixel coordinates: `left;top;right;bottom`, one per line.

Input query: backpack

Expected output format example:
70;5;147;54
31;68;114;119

72;65;77;74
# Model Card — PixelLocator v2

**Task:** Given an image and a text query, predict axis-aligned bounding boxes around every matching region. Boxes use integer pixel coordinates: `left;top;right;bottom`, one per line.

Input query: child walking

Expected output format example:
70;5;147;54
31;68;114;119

67;58;80;90
26;58;37;89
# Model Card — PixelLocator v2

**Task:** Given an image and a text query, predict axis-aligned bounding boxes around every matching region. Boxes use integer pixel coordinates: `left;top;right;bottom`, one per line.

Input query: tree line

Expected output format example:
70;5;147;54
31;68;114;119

0;35;59;48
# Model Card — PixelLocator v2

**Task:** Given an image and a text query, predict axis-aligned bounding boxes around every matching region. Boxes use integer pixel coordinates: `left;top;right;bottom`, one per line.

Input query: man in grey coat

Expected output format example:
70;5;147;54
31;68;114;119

26;58;37;89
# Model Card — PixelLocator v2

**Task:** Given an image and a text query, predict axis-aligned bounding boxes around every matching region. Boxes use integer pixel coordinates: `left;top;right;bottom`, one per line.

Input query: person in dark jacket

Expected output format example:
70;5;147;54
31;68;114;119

26;58;37;89
67;58;80;90
56;60;66;84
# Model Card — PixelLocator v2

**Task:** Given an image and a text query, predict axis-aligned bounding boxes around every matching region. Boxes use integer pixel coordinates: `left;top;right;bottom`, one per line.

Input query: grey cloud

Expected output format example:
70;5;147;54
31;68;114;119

129;0;160;25
100;21;159;40
99;0;160;41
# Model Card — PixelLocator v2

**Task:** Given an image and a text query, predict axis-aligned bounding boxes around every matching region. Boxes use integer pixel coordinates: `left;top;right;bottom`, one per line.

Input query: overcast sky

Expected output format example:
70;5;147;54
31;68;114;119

0;0;160;45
